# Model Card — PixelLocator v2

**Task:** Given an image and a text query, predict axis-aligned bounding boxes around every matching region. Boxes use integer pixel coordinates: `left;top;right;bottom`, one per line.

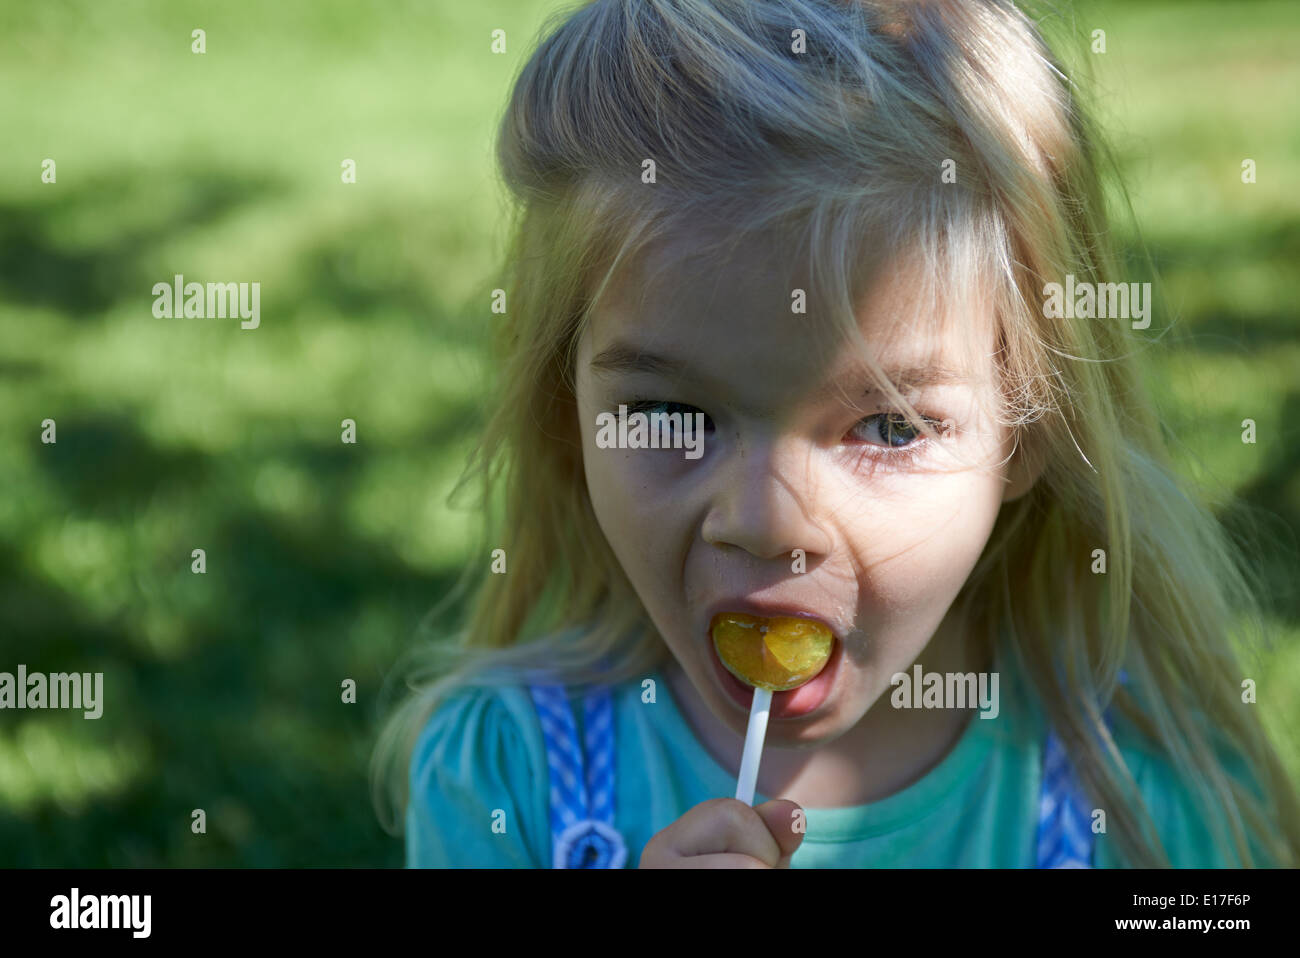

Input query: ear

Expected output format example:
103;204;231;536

1002;429;1045;503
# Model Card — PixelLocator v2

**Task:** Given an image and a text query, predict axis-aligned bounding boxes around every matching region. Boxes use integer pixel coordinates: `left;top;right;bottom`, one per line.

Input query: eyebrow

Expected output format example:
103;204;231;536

588;340;969;400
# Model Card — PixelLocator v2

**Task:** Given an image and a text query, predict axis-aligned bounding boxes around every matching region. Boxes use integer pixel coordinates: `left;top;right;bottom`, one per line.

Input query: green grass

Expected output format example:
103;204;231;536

0;0;1296;865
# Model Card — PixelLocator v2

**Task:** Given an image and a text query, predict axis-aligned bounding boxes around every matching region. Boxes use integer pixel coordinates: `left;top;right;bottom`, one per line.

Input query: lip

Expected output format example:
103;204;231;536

702;597;845;719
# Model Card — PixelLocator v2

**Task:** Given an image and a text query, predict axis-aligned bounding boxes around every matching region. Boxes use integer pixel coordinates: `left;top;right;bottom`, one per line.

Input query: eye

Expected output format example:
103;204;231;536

621;400;715;433
848;412;941;448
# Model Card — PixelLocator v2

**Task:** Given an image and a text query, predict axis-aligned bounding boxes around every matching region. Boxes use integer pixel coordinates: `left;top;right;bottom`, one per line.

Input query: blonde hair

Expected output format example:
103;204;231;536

372;0;1300;867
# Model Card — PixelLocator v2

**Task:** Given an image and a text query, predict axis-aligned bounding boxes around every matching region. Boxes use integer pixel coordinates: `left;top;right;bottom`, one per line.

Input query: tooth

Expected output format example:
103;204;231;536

710;612;833;691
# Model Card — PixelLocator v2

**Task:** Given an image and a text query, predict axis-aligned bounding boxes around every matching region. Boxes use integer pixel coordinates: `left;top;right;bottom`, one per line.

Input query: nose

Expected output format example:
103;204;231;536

700;432;833;561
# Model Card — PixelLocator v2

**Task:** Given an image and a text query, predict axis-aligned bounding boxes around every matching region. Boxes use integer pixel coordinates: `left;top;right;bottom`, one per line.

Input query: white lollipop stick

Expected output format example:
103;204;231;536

734;686;772;806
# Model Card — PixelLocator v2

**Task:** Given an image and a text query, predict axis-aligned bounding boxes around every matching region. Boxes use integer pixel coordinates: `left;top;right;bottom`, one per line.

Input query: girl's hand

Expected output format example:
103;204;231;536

638;798;805;868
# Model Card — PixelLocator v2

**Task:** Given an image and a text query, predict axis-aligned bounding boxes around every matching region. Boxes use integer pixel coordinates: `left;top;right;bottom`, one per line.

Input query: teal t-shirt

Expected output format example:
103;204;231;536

405;655;1260;867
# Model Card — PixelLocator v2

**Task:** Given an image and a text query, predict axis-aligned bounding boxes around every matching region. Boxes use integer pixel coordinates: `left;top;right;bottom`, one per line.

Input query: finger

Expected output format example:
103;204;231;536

669;798;784;866
753;799;805;866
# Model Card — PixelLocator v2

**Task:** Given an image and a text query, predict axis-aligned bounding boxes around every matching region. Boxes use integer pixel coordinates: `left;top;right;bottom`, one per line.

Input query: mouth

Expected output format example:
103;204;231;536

704;607;843;719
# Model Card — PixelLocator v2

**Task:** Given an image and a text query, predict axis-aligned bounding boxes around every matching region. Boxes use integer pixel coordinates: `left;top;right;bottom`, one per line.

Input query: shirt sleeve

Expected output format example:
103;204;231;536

405;683;552;868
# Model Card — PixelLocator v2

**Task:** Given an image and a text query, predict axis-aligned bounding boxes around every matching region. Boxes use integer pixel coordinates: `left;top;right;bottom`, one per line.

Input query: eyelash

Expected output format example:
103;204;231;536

615;400;948;472
620;400;715;430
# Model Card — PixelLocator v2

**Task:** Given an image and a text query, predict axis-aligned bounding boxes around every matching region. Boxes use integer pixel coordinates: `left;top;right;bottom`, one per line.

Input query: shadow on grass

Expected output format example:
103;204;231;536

37;412;211;514
1118;218;1300;353
4;400;482;866
0;169;286;317
1221;388;1300;625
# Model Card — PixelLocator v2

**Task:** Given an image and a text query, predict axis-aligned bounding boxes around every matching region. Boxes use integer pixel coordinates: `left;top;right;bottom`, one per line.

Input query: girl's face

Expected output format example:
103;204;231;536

573;233;1030;747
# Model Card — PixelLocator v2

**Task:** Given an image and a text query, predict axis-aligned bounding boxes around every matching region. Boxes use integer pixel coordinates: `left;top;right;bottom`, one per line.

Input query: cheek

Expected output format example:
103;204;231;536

585;452;646;538
578;412;682;586
853;404;1011;612
849;469;1005;618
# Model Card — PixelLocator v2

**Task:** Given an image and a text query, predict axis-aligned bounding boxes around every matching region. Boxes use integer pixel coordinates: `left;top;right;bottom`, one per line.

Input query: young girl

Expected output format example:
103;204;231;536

374;0;1300;868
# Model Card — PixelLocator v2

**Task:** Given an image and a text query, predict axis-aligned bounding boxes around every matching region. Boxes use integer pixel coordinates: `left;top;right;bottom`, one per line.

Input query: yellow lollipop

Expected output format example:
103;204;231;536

711;612;834;691
710;611;835;806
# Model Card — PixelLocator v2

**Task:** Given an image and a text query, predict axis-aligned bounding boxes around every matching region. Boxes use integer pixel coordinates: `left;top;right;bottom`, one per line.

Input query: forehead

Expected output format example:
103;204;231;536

581;229;997;410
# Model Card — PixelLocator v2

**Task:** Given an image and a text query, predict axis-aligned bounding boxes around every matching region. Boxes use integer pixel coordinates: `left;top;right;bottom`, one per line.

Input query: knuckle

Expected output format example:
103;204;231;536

706;797;751;828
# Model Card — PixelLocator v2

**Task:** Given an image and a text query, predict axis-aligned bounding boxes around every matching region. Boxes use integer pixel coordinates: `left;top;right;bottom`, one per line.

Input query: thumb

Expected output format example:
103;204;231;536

753;799;805;867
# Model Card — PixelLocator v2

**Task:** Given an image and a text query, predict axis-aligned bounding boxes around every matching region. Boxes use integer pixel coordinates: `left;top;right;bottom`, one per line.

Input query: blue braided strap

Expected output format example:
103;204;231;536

1034;669;1130;867
1036;728;1095;868
527;684;626;869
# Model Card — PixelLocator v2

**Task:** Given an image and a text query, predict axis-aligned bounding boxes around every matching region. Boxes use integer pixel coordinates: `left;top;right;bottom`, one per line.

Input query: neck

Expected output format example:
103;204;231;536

666;606;993;808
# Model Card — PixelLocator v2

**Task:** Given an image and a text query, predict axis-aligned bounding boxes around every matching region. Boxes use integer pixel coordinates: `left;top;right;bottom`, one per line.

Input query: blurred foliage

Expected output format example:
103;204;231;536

0;0;1296;866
